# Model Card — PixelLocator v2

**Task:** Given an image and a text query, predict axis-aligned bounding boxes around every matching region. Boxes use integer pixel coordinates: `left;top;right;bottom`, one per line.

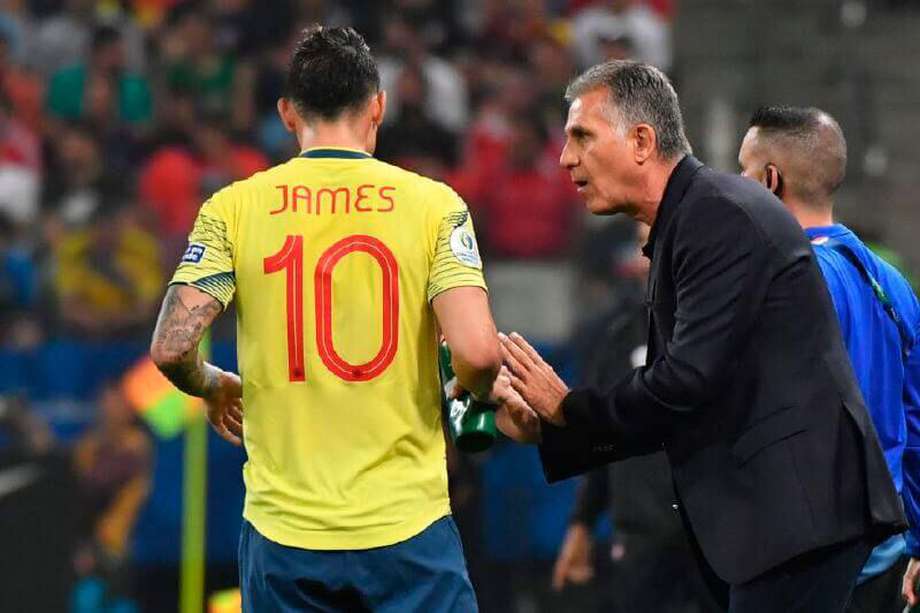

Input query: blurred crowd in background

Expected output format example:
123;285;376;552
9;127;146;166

0;0;680;349
1;0;918;612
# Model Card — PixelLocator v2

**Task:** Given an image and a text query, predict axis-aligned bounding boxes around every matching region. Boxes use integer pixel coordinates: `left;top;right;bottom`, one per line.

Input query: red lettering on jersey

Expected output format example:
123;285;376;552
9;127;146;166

270;185;289;215
292;185;311;214
354;184;374;212
314;235;399;381
316;187;350;215
378;186;396;212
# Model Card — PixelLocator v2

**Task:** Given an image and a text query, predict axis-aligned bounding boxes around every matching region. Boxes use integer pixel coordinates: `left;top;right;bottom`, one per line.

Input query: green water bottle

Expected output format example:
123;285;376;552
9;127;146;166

438;342;497;453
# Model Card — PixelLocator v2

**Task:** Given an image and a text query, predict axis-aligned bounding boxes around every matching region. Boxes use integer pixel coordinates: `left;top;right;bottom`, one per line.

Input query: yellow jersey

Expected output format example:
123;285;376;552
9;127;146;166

170;147;487;550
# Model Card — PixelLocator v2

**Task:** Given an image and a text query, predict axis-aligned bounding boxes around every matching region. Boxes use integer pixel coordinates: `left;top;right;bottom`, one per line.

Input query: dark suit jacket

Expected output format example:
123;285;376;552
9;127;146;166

539;156;906;584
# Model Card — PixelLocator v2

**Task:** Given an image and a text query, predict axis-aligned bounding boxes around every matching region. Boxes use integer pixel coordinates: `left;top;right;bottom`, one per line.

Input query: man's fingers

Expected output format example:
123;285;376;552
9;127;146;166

508;373;529;399
499;338;528;374
229;404;243;423
211;420;242;446
224;413;243;438
500;333;533;373
509;331;545;365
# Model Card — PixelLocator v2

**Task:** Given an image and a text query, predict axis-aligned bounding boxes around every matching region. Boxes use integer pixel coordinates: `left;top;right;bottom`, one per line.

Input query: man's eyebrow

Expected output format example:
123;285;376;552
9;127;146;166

567;124;591;137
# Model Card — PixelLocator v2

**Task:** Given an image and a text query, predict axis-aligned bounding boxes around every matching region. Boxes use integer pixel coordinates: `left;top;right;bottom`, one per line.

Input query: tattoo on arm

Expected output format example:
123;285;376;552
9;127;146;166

151;285;223;398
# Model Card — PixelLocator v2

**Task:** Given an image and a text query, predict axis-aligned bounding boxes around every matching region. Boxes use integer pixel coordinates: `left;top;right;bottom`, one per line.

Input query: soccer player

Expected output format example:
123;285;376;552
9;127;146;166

150;25;503;612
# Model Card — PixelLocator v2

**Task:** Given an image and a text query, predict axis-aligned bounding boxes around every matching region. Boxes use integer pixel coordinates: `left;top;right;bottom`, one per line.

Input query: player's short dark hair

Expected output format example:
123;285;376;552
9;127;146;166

284;25;380;121
749;105;824;134
749;105;847;197
566;60;691;160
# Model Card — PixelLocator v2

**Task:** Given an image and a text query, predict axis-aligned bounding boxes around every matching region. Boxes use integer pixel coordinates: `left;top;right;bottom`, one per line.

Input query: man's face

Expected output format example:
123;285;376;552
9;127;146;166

559;88;637;216
738;127;769;185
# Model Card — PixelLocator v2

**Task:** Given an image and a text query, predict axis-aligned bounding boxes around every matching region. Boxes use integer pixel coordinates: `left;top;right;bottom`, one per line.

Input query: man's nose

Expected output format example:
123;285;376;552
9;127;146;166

559;142;577;169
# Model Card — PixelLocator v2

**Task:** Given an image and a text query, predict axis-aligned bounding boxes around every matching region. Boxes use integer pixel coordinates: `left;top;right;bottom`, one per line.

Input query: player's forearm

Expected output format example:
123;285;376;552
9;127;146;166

157;354;222;399
150;284;223;398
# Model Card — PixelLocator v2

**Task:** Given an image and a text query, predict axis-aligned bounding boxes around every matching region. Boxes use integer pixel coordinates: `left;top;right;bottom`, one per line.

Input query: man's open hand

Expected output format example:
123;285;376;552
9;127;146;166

491;366;542;443
500;332;570;426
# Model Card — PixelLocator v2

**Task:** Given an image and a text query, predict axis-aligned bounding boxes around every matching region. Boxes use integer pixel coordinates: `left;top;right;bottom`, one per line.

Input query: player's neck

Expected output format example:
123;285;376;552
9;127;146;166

296;122;373;155
789;198;834;230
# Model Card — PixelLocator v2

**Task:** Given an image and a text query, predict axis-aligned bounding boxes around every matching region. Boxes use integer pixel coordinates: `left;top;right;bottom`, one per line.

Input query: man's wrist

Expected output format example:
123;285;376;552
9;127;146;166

546;389;571;426
201;363;223;401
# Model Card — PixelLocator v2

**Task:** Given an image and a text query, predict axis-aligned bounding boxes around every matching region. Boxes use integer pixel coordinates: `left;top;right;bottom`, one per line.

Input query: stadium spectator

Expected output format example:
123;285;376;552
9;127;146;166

570;0;672;71
138;113;269;244
29;0;146;78
450;67;539;204
465;112;579;259
45;25;152;128
161;5;251;128
72;380;152;613
0;29;44;132
379;14;469;133
376;62;459;174
0;93;41;228
136;144;200;240
527;34;578;125
474;0;555;62
28;0;95;77
53;201;162;338
42;122;121;235
0;0;35;67
0;211;40;347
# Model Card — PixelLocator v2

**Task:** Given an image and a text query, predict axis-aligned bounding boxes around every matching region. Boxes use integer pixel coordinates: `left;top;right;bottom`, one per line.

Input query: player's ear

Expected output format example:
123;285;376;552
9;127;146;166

277;98;298;133
764;163;784;198
371;90;387;128
632;124;656;164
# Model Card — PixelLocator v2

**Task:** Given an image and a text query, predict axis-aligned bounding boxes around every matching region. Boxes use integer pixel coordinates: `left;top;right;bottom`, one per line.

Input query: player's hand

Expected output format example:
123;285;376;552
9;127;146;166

452;365;541;443
903;557;920;607
500;332;570;426
552;523;594;591
204;370;244;446
492;366;541;444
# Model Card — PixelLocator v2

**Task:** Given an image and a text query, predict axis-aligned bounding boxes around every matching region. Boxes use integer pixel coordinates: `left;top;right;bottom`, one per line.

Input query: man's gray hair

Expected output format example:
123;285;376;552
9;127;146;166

566;60;692;160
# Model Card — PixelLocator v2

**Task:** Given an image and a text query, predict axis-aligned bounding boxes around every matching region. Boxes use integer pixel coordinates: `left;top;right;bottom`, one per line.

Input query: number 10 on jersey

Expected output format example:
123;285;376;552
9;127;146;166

264;234;399;383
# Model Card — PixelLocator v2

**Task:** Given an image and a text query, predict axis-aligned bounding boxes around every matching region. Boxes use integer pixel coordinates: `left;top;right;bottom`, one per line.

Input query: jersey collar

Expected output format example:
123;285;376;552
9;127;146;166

805;224;849;242
300;147;373;160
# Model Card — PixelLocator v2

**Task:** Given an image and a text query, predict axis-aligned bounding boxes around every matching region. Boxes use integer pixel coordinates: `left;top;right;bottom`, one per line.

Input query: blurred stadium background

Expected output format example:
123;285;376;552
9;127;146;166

1;0;919;611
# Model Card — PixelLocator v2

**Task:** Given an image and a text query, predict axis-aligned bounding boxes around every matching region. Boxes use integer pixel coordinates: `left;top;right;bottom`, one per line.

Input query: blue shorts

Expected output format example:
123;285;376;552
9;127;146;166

239;515;478;613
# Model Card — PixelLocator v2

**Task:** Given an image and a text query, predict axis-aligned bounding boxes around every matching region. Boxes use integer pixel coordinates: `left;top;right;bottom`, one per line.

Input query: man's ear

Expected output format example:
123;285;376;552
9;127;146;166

764;163;785;198
277;97;298;133
765;163;778;192
632;124;657;164
371;90;387;128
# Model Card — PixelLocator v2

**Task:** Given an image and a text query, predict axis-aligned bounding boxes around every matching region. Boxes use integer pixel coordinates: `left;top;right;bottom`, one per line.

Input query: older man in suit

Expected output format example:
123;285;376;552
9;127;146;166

494;60;906;612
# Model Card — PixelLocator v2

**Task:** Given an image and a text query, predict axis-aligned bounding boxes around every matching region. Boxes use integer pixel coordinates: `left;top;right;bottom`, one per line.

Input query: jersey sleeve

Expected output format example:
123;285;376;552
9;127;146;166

426;185;487;302
169;191;237;309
